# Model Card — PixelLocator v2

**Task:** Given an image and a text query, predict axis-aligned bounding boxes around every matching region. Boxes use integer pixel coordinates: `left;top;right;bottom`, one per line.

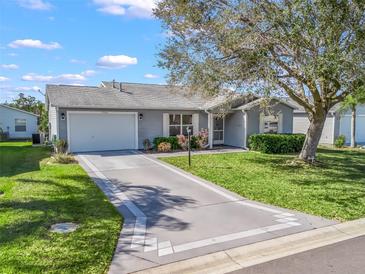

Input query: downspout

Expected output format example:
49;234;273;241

242;110;248;149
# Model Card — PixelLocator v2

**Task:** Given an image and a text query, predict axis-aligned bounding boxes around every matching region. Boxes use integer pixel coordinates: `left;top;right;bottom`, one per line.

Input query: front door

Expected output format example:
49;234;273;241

213;115;224;145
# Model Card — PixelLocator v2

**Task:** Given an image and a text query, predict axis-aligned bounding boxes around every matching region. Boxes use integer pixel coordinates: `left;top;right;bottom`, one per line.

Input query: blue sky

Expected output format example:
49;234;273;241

0;0;167;102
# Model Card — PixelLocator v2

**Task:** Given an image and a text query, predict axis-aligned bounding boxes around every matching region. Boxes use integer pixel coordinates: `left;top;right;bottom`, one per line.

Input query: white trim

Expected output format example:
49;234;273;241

192;113;199;135
278;112;283;133
242;111;248;148
341;114;365;117
207;112;213;149
56;106;59;139
259;112;265;133
66;110;139;152
332;115;336;145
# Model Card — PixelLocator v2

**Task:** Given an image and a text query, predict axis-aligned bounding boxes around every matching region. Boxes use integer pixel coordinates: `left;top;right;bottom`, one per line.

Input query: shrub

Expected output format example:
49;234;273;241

196;129;209;149
157;142;172;152
0;131;9;142
190;135;199;149
50;153;77;164
54;139;67;153
335;135;346;148
248;134;305;154
153;136;180;150
143;138;152;151
177;135;188;150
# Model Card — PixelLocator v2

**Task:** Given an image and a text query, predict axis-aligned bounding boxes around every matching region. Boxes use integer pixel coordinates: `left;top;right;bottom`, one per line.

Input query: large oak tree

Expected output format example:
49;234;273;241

154;0;365;161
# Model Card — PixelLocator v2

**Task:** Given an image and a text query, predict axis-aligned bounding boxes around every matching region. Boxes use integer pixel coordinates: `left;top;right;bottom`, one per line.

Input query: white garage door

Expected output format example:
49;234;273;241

68;112;137;152
293;114;334;144
340;115;365;144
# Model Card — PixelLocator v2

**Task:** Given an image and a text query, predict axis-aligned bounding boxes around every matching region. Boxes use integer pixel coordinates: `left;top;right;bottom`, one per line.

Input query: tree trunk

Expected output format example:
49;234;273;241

299;112;327;162
351;106;356;148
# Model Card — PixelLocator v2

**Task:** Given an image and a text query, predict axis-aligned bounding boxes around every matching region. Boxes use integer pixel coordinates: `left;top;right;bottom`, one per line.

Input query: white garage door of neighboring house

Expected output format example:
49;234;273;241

293;114;334;144
68;112;137;152
340;115;365;144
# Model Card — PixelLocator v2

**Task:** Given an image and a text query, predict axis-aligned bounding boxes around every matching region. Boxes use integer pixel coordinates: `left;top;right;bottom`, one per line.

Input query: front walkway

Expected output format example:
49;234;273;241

77;151;335;274
143;146;247;158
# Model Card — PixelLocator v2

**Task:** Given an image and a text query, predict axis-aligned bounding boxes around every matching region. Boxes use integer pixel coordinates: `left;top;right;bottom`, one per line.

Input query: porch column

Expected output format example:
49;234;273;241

208;112;213;149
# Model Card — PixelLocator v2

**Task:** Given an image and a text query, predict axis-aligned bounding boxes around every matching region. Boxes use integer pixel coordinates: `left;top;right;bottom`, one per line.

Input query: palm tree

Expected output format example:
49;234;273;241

340;91;365;148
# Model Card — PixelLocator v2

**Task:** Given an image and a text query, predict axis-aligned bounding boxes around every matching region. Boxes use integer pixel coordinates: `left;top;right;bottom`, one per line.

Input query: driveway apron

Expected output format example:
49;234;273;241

77;151;336;274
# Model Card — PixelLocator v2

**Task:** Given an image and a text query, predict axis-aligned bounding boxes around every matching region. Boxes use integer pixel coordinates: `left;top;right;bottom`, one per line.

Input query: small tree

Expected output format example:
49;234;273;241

340;87;365;147
8;93;48;133
155;0;365;162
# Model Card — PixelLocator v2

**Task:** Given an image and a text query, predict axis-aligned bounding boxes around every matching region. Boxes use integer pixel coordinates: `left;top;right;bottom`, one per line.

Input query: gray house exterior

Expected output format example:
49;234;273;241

0;104;38;139
46;82;295;152
289;98;365;145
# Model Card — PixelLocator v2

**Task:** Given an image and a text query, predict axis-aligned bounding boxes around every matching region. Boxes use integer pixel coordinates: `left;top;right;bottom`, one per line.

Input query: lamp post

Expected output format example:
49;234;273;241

187;127;191;167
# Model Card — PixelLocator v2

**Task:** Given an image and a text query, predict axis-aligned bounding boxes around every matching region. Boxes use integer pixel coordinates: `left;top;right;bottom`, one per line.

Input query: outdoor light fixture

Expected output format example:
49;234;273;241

61;113;65;120
139;113;143;120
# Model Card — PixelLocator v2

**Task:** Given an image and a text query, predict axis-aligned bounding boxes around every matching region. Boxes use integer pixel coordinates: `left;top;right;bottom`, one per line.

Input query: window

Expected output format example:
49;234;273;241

15;119;26;132
169;114;193;136
263;115;278;133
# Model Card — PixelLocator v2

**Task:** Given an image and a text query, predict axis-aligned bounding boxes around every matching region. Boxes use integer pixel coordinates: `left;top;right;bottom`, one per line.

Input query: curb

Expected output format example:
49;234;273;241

133;218;365;274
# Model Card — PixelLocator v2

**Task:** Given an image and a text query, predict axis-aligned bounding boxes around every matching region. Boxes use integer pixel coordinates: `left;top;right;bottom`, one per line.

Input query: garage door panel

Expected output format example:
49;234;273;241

340;116;365;144
68;112;136;152
293;115;334;144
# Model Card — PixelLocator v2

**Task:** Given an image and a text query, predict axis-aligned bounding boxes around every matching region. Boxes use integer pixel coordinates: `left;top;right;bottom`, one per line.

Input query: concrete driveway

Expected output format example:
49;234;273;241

77;151;335;274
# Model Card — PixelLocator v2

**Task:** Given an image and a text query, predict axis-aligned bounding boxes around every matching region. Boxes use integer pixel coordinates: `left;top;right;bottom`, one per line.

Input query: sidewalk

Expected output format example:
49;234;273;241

133;218;365;274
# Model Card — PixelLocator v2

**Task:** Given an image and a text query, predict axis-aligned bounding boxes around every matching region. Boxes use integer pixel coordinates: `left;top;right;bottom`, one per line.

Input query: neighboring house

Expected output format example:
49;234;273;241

289;99;365;145
0;104;38;139
46;81;296;152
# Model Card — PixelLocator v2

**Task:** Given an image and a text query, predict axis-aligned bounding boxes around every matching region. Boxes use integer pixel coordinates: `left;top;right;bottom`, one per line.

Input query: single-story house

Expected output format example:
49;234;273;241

289;99;365;145
0;104;38;139
46;81;296;152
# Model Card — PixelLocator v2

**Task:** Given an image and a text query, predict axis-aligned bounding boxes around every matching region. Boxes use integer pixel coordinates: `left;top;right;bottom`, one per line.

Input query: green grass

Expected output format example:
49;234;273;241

161;148;365;221
0;142;122;274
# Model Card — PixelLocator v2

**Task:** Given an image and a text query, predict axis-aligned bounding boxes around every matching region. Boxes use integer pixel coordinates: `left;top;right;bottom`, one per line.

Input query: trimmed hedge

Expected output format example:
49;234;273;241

153;136;180;150
248;134;305;154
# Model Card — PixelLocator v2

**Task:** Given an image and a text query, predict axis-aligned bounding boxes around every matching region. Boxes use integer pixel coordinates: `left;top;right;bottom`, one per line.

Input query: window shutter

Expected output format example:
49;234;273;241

163;113;169;137
278;113;283;133
192;113;199;135
259;113;265;133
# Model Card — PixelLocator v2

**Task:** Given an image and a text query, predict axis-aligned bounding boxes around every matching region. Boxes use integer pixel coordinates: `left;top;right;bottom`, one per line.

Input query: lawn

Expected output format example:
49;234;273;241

0;142;122;274
161;148;365;221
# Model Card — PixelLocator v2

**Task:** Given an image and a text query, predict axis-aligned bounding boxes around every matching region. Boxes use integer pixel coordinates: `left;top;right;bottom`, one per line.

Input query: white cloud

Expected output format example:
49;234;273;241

81;70;97;77
15;86;41;92
70;58;86;64
8;39;61;50
0;76;10;82
21;70;96;83
17;0;52;10
93;0;157;18
96;55;137;68
98;5;126;15
1;64;19;70
8;53;18;57
144;73;159;79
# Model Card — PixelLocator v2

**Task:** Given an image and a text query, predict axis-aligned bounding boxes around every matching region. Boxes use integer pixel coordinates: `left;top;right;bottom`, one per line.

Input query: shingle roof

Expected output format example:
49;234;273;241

285;98;340;113
46;82;213;110
0;104;39;116
233;97;297;111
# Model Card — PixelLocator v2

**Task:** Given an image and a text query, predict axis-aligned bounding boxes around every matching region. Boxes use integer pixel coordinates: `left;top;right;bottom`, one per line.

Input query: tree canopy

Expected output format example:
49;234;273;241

8;93;48;133
155;0;365;160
